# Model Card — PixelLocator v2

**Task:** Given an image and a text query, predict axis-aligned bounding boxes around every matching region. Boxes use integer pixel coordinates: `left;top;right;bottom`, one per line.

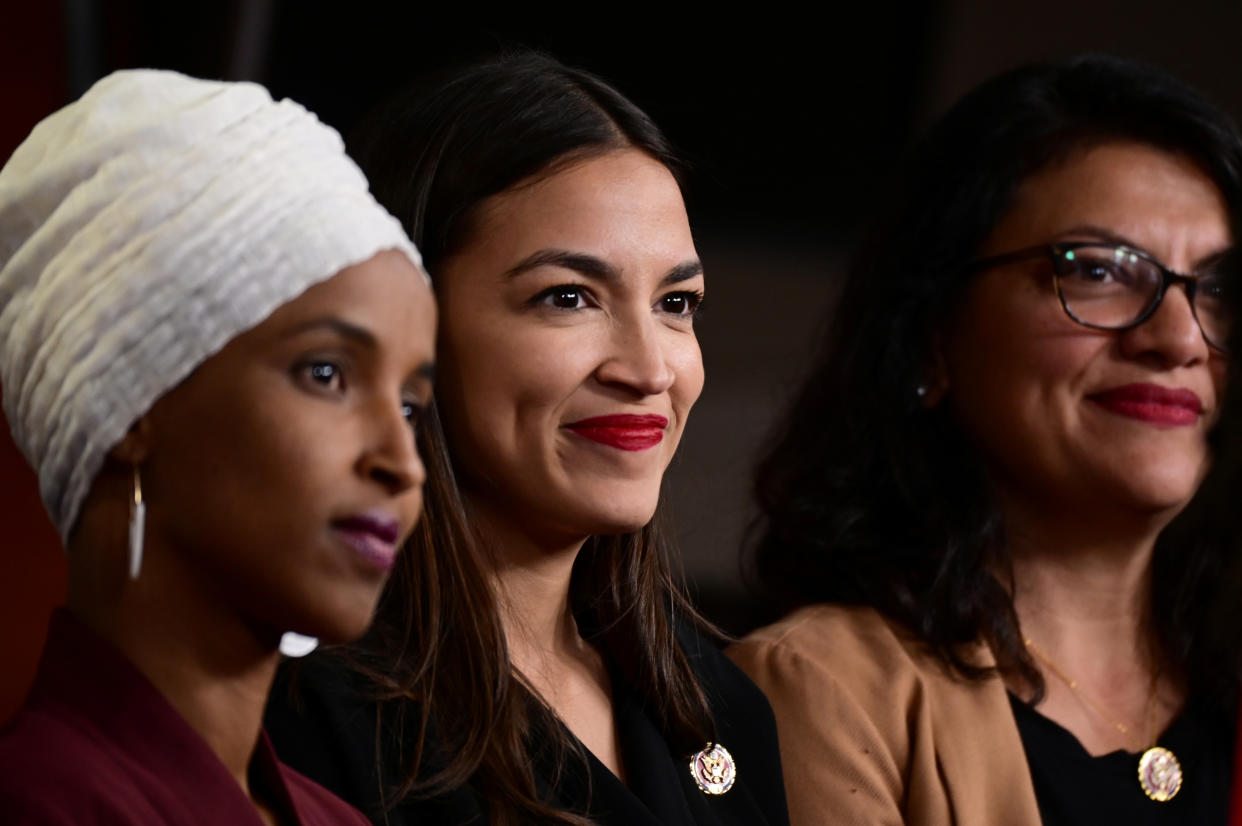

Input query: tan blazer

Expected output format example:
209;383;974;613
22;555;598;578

728;604;1042;826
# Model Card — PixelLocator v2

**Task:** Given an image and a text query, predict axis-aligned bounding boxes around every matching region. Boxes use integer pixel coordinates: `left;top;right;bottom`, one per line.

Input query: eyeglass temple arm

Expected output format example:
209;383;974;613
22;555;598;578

968;244;1055;273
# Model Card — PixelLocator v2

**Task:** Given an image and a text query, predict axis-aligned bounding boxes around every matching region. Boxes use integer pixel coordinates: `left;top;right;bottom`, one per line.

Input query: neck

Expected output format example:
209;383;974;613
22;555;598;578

466;498;626;779
997;501;1186;754
1010;538;1154;656
470;502;589;674
1002;500;1163;664
67;543;280;793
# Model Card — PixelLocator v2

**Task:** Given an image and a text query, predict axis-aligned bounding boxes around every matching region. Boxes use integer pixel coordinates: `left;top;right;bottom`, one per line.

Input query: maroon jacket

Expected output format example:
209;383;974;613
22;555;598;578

0;610;369;825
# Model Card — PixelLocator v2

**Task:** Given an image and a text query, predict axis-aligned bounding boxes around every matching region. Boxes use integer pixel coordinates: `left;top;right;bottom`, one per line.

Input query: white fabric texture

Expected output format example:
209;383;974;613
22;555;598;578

0;69;423;541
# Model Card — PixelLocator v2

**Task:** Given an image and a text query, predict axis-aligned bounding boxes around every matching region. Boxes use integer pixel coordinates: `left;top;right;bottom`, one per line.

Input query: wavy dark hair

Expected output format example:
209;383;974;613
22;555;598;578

753;53;1242;703
1183;241;1242;707
344;50;713;825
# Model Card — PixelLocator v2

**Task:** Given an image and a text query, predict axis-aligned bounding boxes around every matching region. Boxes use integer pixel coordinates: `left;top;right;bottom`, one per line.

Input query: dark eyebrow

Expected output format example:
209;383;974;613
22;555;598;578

1054;224;1232;272
505;249;704;287
414;362;435;382
506;249;617;281
1194;247;1235;274
285;317;377;348
1052;224;1141;250
662;261;704;286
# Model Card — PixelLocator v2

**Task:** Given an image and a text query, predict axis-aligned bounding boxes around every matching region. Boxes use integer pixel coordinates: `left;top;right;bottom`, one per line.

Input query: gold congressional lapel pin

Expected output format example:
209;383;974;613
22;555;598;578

689;743;736;795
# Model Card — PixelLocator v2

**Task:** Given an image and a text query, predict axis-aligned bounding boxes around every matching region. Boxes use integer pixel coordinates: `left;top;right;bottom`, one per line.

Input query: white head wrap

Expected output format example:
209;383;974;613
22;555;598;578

0;69;424;541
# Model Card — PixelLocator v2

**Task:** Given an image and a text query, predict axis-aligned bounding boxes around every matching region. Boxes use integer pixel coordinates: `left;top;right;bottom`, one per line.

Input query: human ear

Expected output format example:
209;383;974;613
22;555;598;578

107;417;153;465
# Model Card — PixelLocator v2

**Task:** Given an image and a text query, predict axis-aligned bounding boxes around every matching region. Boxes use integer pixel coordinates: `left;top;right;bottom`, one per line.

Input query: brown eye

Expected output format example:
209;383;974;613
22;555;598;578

1061;249;1146;288
658;291;705;316
532;284;592;310
310;363;340;385
298;361;345;393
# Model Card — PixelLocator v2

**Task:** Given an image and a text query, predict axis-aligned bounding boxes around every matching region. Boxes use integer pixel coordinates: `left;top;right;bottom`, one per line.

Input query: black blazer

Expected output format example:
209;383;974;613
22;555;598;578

265;627;790;826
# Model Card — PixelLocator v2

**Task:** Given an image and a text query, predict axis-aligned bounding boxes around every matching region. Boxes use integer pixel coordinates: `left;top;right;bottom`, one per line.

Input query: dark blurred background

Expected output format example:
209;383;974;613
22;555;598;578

4;0;1242;719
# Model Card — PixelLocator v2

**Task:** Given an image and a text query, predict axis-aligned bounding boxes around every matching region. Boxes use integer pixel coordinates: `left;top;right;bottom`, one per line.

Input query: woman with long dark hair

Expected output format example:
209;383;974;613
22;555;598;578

0;70;435;823
266;51;789;826
730;54;1242;825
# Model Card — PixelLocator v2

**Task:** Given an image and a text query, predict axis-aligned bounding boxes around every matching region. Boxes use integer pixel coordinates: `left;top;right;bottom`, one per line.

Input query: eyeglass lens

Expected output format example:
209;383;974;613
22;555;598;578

1052;245;1231;349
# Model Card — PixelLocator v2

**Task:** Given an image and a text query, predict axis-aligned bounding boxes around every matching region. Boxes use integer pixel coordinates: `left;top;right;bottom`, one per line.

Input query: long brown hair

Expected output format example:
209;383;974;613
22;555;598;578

346;50;715;824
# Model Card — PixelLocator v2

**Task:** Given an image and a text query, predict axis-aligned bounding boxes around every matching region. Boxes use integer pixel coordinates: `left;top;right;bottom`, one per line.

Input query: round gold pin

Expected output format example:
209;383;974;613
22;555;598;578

689;742;736;795
1138;746;1182;802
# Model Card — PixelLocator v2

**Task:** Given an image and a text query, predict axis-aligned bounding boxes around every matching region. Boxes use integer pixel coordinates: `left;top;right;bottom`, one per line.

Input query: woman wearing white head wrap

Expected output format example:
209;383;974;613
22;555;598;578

0;69;436;825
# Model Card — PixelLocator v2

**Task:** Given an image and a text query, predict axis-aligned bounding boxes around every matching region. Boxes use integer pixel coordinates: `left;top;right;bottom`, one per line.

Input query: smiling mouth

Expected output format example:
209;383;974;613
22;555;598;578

331;513;400;573
1087;383;1203;427
564;414;669;451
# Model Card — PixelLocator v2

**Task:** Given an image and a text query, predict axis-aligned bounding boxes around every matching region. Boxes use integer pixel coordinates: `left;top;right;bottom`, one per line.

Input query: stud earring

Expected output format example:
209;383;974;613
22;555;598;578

128;465;146;580
915;383;929;399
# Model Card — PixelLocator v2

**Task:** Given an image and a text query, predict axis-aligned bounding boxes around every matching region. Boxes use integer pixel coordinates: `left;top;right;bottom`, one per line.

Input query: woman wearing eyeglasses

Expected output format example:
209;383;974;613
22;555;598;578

729;54;1242;826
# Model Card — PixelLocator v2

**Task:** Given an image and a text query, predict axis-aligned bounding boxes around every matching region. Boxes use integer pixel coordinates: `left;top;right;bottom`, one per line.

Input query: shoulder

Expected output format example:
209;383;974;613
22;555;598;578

728;605;983;826
728;602;1008;743
727;604;942;769
728;604;1035;826
0;708;157;825
725;605;928;825
729;603;939;698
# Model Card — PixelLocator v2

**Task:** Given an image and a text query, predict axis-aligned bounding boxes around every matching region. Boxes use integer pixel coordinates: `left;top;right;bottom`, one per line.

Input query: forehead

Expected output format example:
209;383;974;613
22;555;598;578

241;250;435;356
980;141;1231;262
461;149;696;267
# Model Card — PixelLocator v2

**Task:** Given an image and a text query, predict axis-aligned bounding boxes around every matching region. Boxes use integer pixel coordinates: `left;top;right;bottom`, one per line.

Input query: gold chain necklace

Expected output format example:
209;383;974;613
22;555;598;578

1023;638;1183;802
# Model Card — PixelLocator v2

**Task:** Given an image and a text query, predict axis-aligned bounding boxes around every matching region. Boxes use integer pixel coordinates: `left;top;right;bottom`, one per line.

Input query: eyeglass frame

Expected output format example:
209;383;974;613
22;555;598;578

967;241;1230;352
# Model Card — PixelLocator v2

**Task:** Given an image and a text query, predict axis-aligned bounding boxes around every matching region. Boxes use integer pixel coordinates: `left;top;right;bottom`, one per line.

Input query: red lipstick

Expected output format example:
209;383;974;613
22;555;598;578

331;511;401;573
1088;383;1203;426
564;414;669;451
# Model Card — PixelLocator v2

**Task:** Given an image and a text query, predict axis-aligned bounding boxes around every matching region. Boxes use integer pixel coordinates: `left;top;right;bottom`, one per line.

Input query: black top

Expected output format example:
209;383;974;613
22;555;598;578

1008;693;1233;826
265;626;790;826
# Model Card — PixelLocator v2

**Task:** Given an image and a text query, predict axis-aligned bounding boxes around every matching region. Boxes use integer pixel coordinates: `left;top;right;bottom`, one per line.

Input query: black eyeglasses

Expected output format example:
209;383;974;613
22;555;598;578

969;242;1232;352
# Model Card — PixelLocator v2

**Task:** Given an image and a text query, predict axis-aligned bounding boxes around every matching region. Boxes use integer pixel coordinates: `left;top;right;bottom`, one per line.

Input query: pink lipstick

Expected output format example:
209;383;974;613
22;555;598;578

331;512;400;573
564;414;669;451
1088;383;1203;426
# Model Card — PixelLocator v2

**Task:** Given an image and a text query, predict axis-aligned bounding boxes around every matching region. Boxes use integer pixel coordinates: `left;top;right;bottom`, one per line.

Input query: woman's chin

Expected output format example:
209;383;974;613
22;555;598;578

1121;466;1210;514
263;593;383;651
583;502;660;537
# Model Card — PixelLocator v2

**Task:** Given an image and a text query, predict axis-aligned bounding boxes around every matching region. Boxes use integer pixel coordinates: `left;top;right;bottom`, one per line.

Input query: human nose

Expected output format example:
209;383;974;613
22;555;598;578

1118;282;1211;367
356;397;426;493
594;313;676;396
